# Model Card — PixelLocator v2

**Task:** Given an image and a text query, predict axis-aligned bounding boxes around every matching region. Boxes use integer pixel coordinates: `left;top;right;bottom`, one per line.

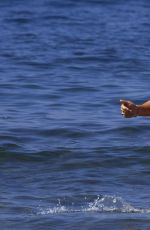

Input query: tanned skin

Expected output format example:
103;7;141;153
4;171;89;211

120;100;150;118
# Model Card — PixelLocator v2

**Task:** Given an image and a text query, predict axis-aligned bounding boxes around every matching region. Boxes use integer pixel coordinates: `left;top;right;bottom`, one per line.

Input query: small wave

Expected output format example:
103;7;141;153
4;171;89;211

36;128;91;138
60;86;98;93
36;195;150;215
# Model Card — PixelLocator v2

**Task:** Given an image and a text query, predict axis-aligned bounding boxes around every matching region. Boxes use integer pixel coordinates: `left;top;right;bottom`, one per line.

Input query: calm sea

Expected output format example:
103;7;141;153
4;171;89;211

0;0;150;229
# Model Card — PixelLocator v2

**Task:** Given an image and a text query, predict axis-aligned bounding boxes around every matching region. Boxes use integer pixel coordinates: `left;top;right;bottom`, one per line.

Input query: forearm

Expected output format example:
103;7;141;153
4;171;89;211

137;101;150;116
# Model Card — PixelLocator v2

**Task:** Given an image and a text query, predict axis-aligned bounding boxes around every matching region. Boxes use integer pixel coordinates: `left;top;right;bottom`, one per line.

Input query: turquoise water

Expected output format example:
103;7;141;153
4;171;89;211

0;0;150;229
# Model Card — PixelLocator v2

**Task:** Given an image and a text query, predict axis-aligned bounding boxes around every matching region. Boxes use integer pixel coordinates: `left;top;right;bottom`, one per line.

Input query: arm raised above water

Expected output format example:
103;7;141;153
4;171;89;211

120;100;150;118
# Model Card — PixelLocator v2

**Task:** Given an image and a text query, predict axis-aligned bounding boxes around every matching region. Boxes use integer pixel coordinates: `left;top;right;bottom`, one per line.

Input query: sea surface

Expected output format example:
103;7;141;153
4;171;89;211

0;0;150;229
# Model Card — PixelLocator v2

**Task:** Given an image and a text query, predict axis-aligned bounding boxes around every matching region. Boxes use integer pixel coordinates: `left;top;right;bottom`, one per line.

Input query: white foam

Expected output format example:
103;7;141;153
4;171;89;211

37;206;67;215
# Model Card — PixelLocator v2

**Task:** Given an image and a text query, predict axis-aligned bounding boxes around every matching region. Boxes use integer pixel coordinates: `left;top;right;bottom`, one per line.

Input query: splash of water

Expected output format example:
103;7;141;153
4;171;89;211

84;195;139;213
36;195;150;215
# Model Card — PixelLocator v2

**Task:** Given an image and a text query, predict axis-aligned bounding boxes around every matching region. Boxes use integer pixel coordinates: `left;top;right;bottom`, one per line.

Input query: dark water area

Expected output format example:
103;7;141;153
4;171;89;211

0;0;150;229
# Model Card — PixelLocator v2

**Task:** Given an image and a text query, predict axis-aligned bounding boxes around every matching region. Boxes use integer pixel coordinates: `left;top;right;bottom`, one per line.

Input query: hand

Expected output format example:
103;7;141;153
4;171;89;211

120;100;138;118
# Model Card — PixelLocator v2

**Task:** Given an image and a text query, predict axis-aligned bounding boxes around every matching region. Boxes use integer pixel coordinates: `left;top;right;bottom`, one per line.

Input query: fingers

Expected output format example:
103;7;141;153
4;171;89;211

121;102;132;118
121;104;131;111
121;104;132;114
121;107;132;118
120;99;127;104
120;99;136;118
120;99;130;107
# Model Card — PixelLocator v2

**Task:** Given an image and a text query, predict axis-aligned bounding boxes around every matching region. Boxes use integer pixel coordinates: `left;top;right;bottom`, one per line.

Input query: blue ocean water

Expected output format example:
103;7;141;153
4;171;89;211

0;0;150;229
